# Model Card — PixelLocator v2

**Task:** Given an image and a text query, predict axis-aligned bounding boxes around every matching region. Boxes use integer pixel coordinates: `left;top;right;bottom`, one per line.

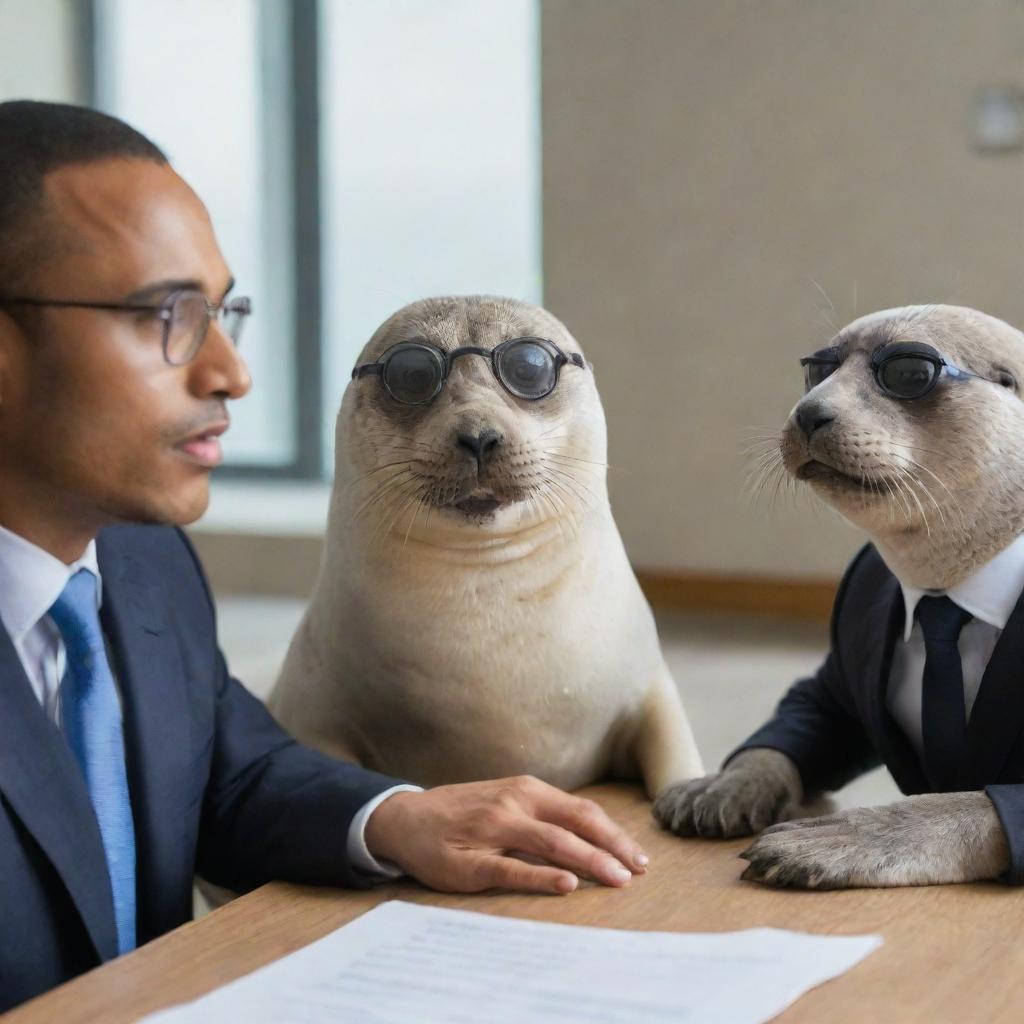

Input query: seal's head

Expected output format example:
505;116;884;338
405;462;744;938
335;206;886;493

335;296;606;540
781;304;1024;586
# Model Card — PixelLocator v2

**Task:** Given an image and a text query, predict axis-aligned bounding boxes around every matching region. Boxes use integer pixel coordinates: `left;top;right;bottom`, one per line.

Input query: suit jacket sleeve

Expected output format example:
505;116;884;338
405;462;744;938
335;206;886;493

984;786;1024;884
725;548;883;796
175;530;406;893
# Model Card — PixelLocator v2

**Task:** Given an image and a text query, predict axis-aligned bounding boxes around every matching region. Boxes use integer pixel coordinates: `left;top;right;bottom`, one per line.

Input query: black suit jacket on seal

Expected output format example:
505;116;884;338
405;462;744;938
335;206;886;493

0;525;403;1012
732;543;1024;884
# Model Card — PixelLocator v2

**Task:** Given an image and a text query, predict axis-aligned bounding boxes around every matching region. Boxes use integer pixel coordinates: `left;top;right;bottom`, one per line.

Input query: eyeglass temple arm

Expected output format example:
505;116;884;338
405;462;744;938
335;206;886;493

352;364;384;380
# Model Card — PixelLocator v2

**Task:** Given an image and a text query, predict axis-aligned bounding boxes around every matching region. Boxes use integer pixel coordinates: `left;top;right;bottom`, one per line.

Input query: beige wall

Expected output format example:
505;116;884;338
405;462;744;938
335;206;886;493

542;0;1024;579
0;0;82;102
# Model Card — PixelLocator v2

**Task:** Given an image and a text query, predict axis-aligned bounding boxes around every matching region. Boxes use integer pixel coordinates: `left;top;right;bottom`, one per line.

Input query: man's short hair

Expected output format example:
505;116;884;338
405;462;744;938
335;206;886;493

0;100;167;294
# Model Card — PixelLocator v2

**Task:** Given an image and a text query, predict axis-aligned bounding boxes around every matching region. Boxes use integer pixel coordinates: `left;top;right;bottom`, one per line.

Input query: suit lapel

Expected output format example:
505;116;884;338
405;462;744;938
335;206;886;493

864;574;932;794
97;534;192;944
965;588;1024;786
0;624;119;961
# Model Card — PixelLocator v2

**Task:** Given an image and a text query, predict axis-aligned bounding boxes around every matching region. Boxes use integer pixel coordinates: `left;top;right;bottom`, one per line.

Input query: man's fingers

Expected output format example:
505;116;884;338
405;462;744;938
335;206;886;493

512;821;634;887
472;854;578;895
535;789;649;873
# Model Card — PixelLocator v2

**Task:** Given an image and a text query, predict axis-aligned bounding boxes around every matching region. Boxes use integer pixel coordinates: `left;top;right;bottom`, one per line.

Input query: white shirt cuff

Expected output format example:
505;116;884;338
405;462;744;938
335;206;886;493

346;784;424;879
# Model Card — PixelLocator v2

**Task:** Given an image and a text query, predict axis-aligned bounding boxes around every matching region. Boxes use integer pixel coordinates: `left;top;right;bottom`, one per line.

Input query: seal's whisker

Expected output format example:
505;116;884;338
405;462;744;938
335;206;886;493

378;482;424;545
366;476;422;543
878;476;902;524
345;458;417;489
895;454;968;527
543;451;609;470
352;469;418;521
741;441;784;460
745;452;789;509
401;486;431;550
546;474;589;526
894;470;932;537
352;473;417;523
537;480;575;542
550;465;600;506
883;473;914;524
809;277;841;334
536;488;566;542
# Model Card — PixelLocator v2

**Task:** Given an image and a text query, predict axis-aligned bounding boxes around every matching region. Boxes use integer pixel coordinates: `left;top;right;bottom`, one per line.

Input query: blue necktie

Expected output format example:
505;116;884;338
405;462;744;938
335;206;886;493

916;594;973;792
49;569;137;955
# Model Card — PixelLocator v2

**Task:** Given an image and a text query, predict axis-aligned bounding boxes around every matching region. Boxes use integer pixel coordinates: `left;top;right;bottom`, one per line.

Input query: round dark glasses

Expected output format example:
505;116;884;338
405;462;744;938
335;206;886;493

800;341;996;400
352;337;586;406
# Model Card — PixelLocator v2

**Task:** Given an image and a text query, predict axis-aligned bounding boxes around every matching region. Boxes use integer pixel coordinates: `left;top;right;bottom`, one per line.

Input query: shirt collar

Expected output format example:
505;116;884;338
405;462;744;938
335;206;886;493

897;533;1024;641
0;525;102;642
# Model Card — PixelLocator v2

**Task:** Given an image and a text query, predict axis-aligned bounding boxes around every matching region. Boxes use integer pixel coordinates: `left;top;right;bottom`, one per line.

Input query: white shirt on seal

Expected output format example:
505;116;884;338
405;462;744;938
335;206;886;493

887;532;1024;763
0;524;413;878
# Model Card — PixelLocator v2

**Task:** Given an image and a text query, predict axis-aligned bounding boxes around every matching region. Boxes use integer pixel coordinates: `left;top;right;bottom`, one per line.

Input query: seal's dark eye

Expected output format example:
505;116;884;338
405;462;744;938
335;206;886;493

997;369;1017;390
382;345;444;405
496;341;558;399
878;356;939;399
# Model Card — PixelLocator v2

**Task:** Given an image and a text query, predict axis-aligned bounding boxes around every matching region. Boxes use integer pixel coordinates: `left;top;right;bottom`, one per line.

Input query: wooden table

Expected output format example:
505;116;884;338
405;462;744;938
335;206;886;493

6;784;1024;1023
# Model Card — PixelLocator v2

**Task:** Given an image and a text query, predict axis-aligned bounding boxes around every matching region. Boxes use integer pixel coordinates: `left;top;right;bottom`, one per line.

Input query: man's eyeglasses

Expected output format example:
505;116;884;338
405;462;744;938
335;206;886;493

352;337;586;406
800;341;997;401
0;288;252;366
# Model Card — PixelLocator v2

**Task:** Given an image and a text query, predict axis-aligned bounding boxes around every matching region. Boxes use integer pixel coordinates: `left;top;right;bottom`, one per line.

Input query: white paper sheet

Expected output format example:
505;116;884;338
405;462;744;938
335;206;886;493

140;900;881;1024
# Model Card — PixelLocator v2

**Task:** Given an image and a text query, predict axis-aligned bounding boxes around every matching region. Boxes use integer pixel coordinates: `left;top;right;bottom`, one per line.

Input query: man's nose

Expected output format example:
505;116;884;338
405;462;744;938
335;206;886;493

188;322;251;400
794;400;835;439
456;428;502;467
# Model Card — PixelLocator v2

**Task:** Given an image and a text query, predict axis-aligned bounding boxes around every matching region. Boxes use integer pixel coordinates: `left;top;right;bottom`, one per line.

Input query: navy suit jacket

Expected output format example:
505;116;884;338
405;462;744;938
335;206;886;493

733;543;1024;883
0;525;402;1012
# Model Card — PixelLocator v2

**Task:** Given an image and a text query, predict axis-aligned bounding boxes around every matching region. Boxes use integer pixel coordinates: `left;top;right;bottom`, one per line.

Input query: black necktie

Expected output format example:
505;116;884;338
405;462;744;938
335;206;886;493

915;594;973;791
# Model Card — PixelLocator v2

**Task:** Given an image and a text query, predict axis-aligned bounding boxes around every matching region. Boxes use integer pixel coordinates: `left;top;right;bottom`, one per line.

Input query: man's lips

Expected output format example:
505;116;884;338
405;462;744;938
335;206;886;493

175;422;228;468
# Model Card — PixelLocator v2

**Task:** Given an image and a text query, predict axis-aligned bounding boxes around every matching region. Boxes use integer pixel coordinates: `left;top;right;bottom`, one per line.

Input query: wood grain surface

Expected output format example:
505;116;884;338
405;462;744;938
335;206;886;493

6;784;1023;1023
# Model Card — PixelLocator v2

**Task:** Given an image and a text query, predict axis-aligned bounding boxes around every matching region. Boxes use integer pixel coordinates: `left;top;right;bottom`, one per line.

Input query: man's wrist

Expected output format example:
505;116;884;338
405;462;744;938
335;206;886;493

348;784;423;877
363;788;425;866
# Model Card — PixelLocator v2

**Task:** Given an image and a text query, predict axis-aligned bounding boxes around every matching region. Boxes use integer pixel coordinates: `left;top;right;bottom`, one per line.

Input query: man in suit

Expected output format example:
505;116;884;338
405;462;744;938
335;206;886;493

0;100;648;1011
654;305;1024;890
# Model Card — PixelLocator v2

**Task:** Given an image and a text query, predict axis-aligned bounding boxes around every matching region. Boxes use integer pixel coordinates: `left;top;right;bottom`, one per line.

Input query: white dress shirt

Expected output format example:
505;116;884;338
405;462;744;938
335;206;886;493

0;524;415;879
886;533;1024;761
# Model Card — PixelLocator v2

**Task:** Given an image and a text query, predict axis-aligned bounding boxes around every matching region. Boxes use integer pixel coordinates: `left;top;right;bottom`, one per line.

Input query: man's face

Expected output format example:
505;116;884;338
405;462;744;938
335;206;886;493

0;158;251;536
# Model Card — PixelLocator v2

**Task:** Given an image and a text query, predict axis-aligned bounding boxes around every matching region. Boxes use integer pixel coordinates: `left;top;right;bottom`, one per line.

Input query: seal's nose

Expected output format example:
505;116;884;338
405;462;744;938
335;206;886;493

795;401;835;440
457;429;502;467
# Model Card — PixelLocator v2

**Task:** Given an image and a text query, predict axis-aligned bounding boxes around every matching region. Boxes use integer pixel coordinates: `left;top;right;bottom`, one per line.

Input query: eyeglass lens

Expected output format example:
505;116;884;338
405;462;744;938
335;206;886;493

382;346;445;404
803;362;837;392
876;355;939;398
164;292;249;366
496;340;558;399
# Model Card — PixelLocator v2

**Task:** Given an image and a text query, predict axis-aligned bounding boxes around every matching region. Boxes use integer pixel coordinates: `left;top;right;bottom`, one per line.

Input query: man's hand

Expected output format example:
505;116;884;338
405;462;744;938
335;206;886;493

738;792;1010;888
364;775;649;895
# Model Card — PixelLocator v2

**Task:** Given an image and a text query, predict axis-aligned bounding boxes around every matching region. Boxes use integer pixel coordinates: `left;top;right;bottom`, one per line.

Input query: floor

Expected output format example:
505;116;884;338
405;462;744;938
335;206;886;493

215;597;901;811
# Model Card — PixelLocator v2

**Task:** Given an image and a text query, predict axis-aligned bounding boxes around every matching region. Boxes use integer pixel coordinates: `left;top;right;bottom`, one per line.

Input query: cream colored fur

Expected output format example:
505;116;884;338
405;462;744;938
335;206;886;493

269;296;703;798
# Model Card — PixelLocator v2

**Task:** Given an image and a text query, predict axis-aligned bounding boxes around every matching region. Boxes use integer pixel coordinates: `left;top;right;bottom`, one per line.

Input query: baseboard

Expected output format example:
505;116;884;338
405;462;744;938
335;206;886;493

634;569;838;622
189;529;839;620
